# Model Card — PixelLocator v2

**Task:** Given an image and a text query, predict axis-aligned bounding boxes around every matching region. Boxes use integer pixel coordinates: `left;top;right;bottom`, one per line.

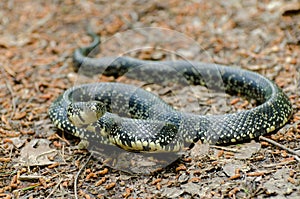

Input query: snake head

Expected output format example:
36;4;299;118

67;101;106;127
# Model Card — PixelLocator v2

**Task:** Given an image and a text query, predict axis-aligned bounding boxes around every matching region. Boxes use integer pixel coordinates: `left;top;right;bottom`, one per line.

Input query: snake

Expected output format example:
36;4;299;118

48;32;293;152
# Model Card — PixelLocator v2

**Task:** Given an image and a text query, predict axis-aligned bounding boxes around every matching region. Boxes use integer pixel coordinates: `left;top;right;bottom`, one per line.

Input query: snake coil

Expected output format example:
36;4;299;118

49;32;293;152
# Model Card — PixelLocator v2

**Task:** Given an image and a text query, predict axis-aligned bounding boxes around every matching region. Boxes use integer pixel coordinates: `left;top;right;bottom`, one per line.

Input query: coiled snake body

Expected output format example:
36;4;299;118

49;33;293;152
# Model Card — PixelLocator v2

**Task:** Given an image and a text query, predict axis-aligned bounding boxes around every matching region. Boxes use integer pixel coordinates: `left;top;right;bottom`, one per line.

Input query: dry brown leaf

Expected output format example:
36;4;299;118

18;139;57;166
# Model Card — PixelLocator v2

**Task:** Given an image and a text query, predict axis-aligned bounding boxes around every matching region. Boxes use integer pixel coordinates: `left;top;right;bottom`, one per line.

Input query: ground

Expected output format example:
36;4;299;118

0;0;300;198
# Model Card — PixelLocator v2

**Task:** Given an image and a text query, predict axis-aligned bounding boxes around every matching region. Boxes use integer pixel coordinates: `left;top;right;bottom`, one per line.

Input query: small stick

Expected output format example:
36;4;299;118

46;178;64;199
262;159;296;168
210;145;240;153
259;136;300;162
74;153;93;199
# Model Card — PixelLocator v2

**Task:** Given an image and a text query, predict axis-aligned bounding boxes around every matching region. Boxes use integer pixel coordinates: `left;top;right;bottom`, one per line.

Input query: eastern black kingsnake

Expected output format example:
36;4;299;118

48;32;293;152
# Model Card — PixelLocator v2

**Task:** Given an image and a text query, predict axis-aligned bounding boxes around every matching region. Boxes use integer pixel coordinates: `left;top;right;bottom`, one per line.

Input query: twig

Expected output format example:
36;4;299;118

74;153;93;199
259;136;300;162
46;178;64;199
210;145;240;153
19;175;43;181
5;80;17;119
262;159;296;168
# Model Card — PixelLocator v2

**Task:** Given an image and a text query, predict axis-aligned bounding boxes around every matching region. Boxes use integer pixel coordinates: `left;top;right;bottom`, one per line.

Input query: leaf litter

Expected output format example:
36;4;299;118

0;0;299;198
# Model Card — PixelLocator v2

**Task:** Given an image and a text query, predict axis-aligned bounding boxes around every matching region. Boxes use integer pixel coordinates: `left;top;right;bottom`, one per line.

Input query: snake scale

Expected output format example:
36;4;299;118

48;32;293;152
